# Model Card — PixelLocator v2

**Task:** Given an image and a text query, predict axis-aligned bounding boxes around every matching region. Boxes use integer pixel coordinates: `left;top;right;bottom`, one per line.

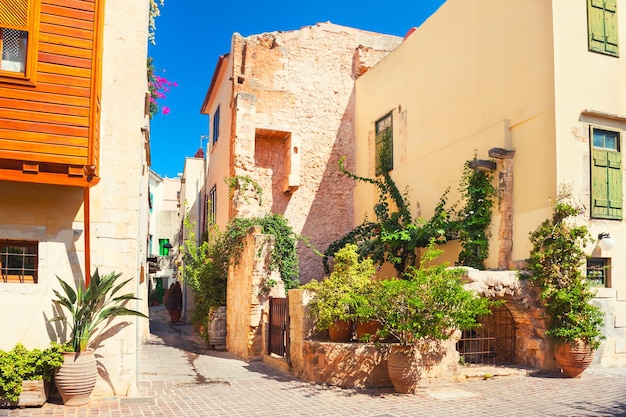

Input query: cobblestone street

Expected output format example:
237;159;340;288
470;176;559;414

3;306;626;417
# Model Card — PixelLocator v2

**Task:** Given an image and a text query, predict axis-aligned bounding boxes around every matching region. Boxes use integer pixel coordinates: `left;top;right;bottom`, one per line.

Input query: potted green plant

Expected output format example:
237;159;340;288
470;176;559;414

527;187;604;377
0;342;69;407
50;269;148;406
302;244;377;342
374;245;492;393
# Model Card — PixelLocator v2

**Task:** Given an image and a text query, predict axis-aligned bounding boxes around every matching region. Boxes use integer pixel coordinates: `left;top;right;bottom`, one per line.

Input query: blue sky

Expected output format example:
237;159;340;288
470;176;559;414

148;0;446;178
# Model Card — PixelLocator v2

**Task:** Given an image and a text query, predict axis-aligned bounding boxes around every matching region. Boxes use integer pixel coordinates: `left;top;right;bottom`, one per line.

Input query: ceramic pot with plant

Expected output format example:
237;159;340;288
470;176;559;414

302;244;377;342
375;245;492;393
527;186;604;378
51;269;148;405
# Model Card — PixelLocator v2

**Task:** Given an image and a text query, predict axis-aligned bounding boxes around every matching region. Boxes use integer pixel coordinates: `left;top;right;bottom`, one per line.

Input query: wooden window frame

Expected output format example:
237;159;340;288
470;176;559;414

0;239;38;283
590;126;623;219
375;112;393;176
0;0;39;84
587;257;611;288
209;185;217;225
212;106;220;145
587;0;619;57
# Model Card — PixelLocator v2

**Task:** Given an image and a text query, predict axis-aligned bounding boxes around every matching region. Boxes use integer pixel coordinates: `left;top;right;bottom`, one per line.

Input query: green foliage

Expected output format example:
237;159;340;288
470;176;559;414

51;269;148;352
374;244;493;345
325;155;497;274
182;212;301;330
226;175;264;206
302;244;377;331
526;186;604;350
324;157;451;275
454;159;497;269
0;342;70;403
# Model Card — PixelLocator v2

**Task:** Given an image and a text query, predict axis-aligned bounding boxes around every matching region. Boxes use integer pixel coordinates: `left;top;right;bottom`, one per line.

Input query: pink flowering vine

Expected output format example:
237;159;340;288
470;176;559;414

148;57;177;118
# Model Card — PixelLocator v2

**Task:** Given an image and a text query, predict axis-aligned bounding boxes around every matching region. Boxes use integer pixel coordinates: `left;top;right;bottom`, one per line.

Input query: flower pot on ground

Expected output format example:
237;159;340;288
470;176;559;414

302;244;377;340
50;269;148;405
375;245;492;393
554;340;594;378
164;281;183;323
355;319;381;342
526;186;605;378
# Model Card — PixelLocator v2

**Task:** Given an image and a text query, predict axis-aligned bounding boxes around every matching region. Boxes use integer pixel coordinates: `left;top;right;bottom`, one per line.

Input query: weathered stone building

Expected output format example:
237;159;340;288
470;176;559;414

200;22;402;283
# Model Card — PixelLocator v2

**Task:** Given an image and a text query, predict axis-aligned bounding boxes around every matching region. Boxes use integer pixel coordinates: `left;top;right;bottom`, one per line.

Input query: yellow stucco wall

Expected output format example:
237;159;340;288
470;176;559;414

355;0;557;268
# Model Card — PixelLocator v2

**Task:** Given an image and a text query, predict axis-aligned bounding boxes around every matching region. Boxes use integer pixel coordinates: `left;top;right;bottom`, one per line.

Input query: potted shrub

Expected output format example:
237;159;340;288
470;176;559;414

374;245;492;393
50;269;148;406
302;244;377;342
0;342;69;407
527;187;604;377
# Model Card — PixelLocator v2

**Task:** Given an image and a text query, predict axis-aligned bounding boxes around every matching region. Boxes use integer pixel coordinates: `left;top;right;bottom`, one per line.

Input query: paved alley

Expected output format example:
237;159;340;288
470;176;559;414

3;306;626;417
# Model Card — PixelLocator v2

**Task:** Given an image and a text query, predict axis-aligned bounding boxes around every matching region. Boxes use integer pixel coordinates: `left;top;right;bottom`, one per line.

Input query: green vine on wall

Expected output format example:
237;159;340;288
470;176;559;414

324;155;497;274
454;159;497;269
182;213;301;328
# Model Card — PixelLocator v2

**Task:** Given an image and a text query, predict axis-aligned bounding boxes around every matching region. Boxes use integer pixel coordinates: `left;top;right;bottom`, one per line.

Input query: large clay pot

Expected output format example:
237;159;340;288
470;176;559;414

328;320;353;342
355;319;381;341
169;309;182;323
54;349;97;406
554;341;594;378
387;345;421;393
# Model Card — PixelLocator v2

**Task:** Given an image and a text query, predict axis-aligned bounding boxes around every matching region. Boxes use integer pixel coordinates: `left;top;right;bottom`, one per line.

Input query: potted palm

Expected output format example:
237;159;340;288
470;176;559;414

527;187;604;377
302;244;377;342
375;245;492;393
50;269;147;405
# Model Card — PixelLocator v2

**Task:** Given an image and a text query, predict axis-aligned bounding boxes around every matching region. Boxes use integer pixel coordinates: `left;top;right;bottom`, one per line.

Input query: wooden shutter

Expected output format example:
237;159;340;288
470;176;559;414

605;0;619;55
592;148;623;219
0;0;28;31
588;0;619;56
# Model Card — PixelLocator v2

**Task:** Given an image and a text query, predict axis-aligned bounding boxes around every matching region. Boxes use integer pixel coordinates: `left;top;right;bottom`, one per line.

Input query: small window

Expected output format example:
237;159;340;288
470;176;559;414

158;238;170;256
209;185;217;224
587;0;619;57
0;0;37;80
591;127;622;219
587;257;611;287
1;240;38;283
212;106;220;144
375;112;393;176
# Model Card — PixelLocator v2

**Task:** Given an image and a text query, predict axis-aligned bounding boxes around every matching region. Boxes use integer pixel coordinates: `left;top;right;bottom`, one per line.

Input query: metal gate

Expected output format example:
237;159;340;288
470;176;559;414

456;304;516;365
268;297;289;360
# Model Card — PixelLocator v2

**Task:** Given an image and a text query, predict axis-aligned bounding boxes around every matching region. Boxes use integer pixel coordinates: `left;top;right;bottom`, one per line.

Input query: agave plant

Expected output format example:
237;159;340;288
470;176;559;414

51;269;148;352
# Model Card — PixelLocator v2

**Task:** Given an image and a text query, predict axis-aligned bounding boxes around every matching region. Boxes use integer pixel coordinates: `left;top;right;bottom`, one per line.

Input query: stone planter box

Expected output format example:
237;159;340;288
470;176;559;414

1;380;48;408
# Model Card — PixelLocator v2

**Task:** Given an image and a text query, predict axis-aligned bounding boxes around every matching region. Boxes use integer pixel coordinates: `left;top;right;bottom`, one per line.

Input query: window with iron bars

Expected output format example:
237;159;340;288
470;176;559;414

1;240;38;283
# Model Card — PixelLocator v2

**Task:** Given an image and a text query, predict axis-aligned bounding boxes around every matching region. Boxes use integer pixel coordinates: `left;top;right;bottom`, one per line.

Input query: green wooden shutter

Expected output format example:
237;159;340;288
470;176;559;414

592;148;623;219
588;0;619;56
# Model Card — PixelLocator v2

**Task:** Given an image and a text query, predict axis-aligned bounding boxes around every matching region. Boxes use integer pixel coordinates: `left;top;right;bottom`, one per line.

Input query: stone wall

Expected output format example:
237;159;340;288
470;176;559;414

226;226;285;360
228;23;403;283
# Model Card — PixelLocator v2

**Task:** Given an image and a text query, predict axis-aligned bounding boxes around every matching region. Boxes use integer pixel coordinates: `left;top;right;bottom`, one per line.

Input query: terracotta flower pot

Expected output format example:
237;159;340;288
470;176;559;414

54;349;97;406
355;319;381;341
554;341;594;378
328;320;353;342
387;345;421;393
169;309;182;323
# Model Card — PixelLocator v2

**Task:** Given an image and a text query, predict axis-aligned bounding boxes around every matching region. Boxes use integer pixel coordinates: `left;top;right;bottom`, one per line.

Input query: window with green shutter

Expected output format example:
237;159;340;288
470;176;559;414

587;0;619;57
375;113;393;176
591;127;622;219
159;238;170;256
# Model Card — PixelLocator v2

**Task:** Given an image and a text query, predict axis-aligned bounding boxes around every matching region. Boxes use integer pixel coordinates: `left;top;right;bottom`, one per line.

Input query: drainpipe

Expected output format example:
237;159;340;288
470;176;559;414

84;186;91;286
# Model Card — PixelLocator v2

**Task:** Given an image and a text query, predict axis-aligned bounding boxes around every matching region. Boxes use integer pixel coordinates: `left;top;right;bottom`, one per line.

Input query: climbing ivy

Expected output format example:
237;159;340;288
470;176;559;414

454;159;497;269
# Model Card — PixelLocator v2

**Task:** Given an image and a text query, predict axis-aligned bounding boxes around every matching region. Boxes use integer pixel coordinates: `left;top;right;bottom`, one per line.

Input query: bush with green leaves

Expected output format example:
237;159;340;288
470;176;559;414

0;342;70;403
526;187;604;350
302;244;377;331
375;244;493;346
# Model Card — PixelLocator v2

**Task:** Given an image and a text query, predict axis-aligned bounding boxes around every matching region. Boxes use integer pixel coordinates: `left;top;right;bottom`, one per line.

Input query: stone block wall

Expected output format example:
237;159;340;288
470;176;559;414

226;226;285;360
